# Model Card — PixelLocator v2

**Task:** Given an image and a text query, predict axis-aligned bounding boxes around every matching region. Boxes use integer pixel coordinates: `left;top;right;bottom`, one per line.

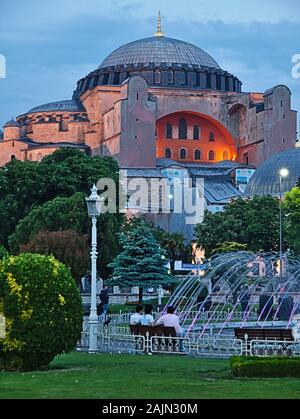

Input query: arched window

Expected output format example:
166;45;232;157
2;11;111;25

37;153;43;162
193;125;200;140
165;148;172;159
154;69;161;84
180;148;187;160
168;69;174;84
208;150;215;161
166;123;173;139
179;118;187;139
209;131;215;141
243;153;249;165
222;150;229;161
194;149;201;160
11;155;16;161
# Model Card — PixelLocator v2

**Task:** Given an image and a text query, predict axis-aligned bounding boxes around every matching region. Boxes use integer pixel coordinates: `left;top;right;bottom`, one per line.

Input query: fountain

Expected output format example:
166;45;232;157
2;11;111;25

164;251;300;341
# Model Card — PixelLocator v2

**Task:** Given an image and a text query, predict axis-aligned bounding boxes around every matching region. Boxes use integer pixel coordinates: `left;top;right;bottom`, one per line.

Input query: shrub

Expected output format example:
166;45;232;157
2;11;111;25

20;230;89;285
231;356;300;378
0;253;82;371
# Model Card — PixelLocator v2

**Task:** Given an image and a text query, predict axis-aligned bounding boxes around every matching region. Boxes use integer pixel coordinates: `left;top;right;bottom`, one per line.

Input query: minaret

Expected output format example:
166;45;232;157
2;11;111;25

154;11;165;37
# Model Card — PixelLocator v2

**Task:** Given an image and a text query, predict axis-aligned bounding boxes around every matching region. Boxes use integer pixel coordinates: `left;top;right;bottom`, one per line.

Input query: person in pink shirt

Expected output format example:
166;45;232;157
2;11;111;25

156;306;184;336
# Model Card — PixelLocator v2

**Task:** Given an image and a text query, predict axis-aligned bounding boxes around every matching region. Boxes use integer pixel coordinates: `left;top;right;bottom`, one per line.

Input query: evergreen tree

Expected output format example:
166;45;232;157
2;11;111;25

109;220;175;302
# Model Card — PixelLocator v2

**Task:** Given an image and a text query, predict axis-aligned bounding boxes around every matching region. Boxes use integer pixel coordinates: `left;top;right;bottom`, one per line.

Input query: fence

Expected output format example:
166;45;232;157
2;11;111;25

250;340;300;357
79;317;300;358
78;322;243;358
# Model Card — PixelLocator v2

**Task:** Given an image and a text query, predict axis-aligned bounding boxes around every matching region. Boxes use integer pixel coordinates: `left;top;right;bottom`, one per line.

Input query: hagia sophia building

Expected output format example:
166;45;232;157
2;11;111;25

0;13;298;237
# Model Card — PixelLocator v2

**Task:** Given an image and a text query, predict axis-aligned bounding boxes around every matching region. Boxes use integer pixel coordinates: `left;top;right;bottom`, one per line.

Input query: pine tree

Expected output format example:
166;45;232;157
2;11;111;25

108;220;175;302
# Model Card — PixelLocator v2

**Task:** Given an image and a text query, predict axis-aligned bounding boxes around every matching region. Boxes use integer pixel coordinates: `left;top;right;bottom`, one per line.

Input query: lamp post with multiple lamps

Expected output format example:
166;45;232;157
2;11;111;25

85;184;103;353
279;168;289;278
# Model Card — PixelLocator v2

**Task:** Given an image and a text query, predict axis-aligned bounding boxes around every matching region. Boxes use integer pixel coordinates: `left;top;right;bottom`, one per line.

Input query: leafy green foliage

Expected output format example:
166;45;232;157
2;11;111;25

195;196;281;257
0;148;121;247
0;253;82;371
211;242;248;255
0;149;124;279
20;230;89;284
8;193;88;253
231;356;300;378
283;187;300;255
0;246;8;260
108;220;175;294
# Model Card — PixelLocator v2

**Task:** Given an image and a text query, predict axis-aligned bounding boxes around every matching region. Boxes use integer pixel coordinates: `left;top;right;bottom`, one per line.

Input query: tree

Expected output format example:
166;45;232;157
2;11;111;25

283;187;300;255
108;220;175;302
0;253;82;371
211;242;248;256
0;246;8;260
195;196;281;257
8;192;122;280
8;193;89;253
153;230;187;274
123;217;188;273
0;148;121;247
20;230;89;285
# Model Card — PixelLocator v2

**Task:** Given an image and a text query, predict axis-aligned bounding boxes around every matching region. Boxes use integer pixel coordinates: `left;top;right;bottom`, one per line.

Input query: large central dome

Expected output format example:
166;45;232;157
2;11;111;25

99;36;220;70
73;14;242;98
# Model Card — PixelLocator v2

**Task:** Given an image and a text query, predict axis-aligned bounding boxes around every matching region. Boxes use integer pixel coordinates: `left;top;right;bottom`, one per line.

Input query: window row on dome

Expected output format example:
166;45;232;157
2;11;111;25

74;68;242;97
164;148;228;161
165;121;215;141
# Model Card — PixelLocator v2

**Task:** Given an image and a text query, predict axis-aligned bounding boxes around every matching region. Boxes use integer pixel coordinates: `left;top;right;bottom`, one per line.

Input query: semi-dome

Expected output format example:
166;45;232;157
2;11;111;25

245;148;300;196
99;36;220;70
28;100;86;114
3;118;20;128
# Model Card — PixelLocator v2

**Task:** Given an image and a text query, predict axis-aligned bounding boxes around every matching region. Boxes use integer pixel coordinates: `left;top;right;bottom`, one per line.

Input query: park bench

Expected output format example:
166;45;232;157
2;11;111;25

235;328;295;356
130;325;176;337
234;328;294;342
130;325;179;353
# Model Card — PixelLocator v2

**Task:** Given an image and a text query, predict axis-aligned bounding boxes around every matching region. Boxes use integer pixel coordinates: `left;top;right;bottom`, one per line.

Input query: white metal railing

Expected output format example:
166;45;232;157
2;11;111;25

250;340;300;357
150;336;191;355
197;337;243;358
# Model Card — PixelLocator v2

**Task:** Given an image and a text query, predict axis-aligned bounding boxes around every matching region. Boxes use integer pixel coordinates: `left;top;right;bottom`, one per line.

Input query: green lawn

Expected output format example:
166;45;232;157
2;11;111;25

1;352;300;399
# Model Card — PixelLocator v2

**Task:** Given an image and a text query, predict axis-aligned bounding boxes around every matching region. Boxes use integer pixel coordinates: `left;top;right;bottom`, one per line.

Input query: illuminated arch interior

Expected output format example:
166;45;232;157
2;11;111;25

156;111;237;163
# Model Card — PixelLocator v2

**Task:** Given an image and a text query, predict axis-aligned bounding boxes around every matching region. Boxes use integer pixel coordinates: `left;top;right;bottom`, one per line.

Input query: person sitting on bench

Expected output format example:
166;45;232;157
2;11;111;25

140;304;155;326
130;305;143;325
155;306;183;336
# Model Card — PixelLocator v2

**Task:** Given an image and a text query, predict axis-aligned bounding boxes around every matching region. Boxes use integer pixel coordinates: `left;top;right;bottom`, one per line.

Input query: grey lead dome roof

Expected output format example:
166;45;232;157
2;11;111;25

245;148;300;196
99;36;221;69
28;100;86;113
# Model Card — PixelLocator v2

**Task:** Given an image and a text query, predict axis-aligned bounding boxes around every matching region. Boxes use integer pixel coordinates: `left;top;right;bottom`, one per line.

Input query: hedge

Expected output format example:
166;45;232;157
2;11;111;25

231;356;300;378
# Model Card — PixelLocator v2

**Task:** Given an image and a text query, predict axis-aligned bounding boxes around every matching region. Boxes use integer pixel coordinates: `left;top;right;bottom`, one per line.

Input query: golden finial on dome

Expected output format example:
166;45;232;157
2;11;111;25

154;11;165;37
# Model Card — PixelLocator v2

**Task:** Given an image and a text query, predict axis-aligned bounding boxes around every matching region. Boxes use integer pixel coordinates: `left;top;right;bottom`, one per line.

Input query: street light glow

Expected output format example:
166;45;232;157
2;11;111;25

279;168;289;178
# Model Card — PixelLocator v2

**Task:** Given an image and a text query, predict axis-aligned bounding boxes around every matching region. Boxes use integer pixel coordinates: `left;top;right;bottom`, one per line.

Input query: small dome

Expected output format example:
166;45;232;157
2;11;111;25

28;100;86;114
99;36;220;70
3;118;20;128
245;148;300;196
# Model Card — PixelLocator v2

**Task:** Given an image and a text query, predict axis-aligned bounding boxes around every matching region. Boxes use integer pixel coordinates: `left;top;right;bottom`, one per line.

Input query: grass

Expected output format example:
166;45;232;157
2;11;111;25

1;352;300;399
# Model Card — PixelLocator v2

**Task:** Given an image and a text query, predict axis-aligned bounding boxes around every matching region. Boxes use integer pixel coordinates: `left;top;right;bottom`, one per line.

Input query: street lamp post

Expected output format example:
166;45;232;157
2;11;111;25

85;184;103;353
279;168;289;279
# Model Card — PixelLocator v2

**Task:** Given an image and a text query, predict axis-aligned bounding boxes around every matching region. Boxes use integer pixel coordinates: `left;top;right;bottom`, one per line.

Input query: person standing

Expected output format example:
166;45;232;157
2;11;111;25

100;286;110;316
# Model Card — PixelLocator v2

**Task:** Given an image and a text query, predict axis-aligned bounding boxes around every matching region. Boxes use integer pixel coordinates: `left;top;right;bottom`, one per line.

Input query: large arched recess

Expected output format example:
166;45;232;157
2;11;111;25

156;111;237;163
